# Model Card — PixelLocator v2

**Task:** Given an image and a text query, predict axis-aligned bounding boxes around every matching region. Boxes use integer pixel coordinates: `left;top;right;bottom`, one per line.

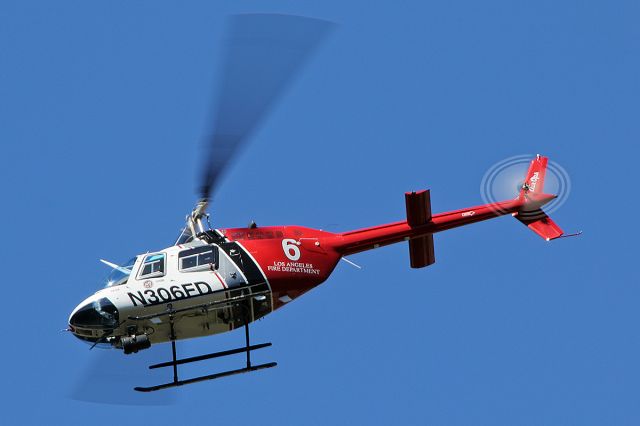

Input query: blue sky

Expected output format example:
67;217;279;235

2;1;639;424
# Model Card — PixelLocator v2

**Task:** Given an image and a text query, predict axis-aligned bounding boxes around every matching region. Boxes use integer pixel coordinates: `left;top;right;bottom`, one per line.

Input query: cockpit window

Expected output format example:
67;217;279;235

138;253;166;279
104;257;137;288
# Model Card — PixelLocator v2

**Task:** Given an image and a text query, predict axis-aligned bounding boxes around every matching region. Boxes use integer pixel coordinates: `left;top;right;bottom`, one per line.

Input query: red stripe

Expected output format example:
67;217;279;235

212;271;227;289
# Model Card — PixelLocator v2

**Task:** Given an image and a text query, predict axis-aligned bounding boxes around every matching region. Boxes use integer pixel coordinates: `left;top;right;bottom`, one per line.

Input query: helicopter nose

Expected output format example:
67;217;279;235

68;297;120;330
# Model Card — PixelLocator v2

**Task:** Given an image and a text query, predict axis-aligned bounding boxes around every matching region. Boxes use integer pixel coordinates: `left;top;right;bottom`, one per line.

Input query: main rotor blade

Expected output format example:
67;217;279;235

200;13;335;200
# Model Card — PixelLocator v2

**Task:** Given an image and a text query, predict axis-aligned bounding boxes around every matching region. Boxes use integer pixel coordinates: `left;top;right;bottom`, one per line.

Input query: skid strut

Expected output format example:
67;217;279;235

134;303;276;392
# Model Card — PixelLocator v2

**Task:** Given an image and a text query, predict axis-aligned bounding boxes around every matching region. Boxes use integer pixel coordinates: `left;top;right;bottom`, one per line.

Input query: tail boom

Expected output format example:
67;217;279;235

329;154;570;257
330;197;526;256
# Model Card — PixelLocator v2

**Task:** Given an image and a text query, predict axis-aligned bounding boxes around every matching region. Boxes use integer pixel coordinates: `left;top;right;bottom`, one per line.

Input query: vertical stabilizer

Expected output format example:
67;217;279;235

519;154;548;200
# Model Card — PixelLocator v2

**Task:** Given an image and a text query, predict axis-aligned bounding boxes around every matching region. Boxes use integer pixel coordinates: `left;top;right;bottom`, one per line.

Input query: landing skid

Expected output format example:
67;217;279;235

135;363;277;392
134;304;276;392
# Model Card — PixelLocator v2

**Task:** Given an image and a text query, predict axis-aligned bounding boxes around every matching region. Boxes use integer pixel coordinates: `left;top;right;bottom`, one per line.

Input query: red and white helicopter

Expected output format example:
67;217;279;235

67;14;577;392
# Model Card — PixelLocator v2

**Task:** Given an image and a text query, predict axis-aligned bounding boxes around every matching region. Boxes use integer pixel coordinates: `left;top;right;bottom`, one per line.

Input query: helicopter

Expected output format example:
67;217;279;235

66;14;578;392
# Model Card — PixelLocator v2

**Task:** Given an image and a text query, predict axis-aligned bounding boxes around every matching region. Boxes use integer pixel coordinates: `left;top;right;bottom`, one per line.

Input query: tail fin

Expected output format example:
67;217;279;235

515;154;565;241
518;154;548;200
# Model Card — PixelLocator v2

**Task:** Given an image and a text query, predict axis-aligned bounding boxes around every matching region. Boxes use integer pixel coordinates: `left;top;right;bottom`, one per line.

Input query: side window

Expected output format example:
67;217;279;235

138;253;166;279
179;246;218;271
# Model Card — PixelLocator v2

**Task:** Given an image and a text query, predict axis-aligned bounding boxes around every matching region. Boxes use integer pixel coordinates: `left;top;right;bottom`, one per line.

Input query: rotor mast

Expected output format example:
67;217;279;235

175;199;216;245
188;199;210;236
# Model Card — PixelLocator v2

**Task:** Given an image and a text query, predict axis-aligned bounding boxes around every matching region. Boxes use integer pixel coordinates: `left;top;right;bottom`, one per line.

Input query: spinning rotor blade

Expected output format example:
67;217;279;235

199;13;334;201
479;155;572;219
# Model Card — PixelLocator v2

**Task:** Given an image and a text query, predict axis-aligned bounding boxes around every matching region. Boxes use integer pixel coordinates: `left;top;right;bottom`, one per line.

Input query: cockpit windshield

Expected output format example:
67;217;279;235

103;256;138;288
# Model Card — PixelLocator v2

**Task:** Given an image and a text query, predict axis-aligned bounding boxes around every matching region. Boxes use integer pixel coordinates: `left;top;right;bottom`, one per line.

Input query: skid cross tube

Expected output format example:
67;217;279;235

168;304;178;384
243;302;252;368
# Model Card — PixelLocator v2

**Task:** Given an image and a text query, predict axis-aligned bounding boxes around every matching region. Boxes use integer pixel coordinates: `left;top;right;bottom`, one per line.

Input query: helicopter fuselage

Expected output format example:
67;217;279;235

68;225;342;351
68;158;567;355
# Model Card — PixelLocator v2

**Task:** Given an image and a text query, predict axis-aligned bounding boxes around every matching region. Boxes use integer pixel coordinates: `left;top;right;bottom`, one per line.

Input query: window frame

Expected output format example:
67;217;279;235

137;253;166;279
178;245;219;272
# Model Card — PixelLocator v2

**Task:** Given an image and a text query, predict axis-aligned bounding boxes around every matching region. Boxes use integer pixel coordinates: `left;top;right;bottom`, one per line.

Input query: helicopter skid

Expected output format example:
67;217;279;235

135;362;277;392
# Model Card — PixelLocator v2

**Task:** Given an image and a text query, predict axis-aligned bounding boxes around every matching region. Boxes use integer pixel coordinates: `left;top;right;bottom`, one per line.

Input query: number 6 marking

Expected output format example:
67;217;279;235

282;239;301;261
